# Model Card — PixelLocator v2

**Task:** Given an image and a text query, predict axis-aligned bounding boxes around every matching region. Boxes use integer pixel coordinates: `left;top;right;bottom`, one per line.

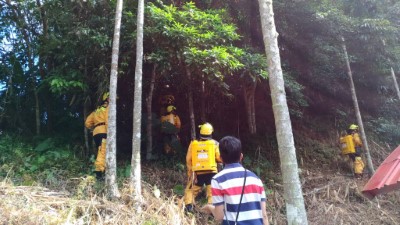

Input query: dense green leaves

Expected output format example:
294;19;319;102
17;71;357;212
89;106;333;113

0;0;399;150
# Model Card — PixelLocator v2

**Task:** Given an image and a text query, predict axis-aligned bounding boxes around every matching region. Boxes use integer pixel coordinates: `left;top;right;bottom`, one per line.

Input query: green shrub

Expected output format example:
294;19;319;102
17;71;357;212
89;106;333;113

0;134;86;186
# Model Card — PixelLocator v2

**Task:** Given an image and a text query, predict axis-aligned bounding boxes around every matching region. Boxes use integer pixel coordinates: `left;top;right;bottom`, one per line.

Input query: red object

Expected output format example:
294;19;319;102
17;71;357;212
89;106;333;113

362;145;400;199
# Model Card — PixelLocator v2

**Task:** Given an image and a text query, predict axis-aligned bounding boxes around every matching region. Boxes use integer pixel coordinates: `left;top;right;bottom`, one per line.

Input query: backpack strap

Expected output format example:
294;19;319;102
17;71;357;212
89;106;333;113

234;169;247;225
223;168;247;225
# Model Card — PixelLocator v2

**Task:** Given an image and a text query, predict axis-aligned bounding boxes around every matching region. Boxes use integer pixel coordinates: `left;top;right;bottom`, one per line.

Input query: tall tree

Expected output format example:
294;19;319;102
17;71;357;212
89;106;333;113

390;67;400;101
146;2;244;140
145;64;157;160
381;40;400;101
258;0;308;224
314;0;378;175
106;0;124;199
2;0;42;135
341;37;375;175
130;0;144;202
239;52;268;134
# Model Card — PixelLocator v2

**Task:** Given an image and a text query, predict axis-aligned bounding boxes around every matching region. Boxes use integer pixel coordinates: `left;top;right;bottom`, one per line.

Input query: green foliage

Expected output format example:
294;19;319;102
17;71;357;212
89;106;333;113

117;163;132;178
278;69;308;118
173;184;184;196
0;135;86;186
145;1;246;92
174;162;185;172
48;77;86;94
369;117;400;145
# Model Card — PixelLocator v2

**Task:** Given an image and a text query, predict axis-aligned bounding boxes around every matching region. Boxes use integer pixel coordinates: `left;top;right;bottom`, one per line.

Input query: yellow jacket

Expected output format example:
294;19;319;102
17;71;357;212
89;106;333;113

352;133;362;147
161;113;181;130
85;105;108;136
186;139;221;175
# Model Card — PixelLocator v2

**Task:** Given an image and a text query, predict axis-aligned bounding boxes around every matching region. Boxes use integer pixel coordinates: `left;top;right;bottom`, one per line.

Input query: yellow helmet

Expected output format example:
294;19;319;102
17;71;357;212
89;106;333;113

349;124;358;130
102;92;110;101
166;105;176;113
199;123;213;136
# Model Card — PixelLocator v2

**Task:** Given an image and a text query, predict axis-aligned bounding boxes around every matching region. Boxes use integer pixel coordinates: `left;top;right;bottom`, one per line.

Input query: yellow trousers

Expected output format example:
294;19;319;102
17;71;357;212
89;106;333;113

354;156;364;175
94;138;107;172
183;177;212;205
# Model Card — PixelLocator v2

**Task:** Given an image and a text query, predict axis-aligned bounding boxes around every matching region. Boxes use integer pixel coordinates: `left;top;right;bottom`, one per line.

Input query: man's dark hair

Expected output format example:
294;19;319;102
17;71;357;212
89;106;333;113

219;136;242;164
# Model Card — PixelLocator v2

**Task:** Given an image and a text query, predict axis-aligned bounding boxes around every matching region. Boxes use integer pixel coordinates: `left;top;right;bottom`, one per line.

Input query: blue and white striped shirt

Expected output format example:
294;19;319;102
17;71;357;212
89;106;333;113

212;163;266;225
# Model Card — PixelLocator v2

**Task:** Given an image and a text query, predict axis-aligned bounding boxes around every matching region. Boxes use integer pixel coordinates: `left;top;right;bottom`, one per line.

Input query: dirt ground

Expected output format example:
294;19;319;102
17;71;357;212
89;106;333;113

1;161;400;225
144;161;400;225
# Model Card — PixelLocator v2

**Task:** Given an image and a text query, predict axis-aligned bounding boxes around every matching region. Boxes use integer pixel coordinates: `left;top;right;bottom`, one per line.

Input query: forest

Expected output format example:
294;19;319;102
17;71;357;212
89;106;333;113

1;0;400;224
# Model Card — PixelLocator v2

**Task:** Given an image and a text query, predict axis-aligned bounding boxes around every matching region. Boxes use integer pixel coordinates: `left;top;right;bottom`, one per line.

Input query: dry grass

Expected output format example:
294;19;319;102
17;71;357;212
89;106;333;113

0;164;215;225
1;144;400;225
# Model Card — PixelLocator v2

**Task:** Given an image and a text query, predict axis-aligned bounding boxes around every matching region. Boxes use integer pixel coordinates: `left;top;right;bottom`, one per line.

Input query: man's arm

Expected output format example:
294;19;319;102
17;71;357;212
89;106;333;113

175;115;181;130
215;143;222;163
201;204;224;222
84;113;94;129
186;143;193;176
261;201;269;225
353;133;362;146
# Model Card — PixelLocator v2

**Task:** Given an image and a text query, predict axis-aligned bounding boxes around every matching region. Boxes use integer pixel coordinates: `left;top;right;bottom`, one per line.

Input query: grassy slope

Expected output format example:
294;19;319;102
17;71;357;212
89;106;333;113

1;134;400;224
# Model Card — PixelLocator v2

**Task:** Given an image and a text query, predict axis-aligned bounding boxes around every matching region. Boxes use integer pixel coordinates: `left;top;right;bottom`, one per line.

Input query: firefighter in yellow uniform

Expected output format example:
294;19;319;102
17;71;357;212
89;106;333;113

159;94;175;116
85;92;109;180
161;106;181;131
184;123;222;212
340;124;365;179
160;106;181;155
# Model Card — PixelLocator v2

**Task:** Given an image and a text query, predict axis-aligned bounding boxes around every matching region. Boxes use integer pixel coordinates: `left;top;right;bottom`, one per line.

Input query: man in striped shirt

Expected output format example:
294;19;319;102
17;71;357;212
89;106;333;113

202;136;269;225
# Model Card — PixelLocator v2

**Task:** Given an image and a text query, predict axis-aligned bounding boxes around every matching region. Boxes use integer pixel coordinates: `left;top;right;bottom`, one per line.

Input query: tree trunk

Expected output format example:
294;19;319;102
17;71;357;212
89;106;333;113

130;0;144;203
382;39;400;101
185;66;196;140
200;74;206;123
105;0;123;199
8;1;41;135
258;0;308;224
146;64;157;160
243;81;257;134
83;58;90;157
34;89;40;135
341;36;375;175
390;67;400;101
83;99;90;158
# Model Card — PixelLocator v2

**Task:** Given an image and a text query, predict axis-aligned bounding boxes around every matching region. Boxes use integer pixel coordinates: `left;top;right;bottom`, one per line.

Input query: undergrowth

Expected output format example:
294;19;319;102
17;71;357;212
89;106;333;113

0;134;88;187
1;133;400;224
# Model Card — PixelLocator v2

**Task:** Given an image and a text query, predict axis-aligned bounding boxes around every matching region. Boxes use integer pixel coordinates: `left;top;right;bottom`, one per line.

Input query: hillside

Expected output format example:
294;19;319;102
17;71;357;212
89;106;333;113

1;141;400;225
1;0;400;224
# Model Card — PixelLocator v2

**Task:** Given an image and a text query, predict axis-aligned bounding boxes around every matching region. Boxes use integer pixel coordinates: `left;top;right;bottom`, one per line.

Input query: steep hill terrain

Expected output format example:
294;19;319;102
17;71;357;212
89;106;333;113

1;146;400;225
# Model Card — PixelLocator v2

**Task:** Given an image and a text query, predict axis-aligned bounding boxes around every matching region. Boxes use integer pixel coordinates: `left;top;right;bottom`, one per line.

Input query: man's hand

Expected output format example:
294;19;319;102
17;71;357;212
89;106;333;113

201;204;224;221
201;204;214;214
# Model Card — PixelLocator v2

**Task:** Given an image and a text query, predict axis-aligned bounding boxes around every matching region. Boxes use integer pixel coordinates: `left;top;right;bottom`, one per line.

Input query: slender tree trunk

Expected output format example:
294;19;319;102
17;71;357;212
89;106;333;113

341;37;375;175
36;0;49;133
243;81;257;134
390;67;400;100
382;39;400;100
258;0;308;224
146;64;157;160
34;89;40;135
200;74;206;123
106;0;124;199
8;1;41;135
36;0;48;80
83;99;90;158
251;84;256;133
185;66;196;140
130;0;144;203
84;58;90;157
